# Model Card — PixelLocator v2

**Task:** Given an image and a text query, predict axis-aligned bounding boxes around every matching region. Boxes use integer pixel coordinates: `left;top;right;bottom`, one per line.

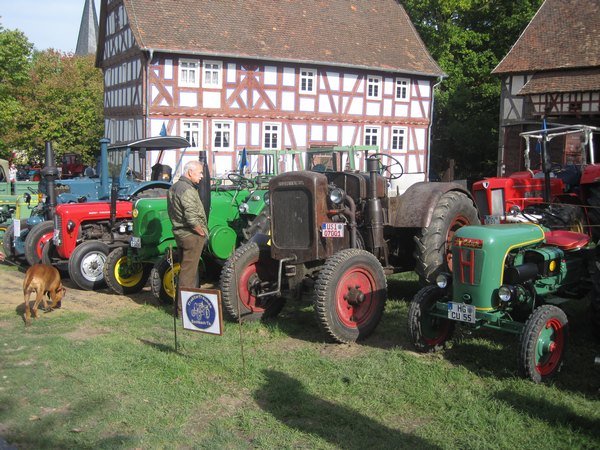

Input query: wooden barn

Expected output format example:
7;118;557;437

95;0;443;190
493;0;600;176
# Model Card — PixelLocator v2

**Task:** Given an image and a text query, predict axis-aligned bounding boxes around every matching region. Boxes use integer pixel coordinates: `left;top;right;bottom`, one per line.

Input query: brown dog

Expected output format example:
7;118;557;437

23;264;66;325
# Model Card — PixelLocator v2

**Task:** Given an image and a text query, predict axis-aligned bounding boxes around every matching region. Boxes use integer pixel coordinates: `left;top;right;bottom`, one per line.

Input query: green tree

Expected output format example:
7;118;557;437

402;0;542;179
0;24;33;159
8;50;104;165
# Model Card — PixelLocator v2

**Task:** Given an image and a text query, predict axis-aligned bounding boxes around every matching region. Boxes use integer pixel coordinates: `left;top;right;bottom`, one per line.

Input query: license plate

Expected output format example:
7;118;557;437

447;302;476;323
484;215;501;225
130;236;141;248
321;222;344;238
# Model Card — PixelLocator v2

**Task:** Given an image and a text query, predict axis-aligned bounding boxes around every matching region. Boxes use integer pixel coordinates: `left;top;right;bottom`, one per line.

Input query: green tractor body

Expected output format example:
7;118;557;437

409;222;593;382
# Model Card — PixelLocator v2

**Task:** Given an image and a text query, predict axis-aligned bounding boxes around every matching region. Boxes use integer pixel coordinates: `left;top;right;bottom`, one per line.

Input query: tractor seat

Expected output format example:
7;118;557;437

544;230;590;251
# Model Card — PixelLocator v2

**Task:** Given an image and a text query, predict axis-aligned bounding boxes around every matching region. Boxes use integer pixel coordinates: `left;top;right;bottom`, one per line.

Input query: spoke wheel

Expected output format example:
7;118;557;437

408;285;454;352
68;241;109;290
219;241;283;321
103;247;151;295
313;249;387;343
24;220;54;266
519;305;568;383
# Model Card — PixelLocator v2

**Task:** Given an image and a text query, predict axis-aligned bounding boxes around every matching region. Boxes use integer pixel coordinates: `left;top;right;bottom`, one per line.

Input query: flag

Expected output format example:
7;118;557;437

239;147;248;174
160;123;167;136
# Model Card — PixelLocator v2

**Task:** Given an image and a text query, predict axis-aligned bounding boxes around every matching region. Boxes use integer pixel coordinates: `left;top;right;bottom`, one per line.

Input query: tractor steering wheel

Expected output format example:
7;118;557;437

370;153;404;180
227;173;256;189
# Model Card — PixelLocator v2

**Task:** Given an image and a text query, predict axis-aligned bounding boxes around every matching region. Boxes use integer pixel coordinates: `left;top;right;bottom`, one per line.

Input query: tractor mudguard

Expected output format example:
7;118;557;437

128;181;171;197
248;232;271;246
390;181;475;228
57;193;85;203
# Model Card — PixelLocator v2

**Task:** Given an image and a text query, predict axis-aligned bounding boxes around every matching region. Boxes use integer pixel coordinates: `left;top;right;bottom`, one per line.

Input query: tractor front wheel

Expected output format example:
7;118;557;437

408;285;455;352
103;247;151;295
219;241;283;322
313;249;387;343
24;220;54;266
2;222;20;259
68;241;109;290
518;305;568;383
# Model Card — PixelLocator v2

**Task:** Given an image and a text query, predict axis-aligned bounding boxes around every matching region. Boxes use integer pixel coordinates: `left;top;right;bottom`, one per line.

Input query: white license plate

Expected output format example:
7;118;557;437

484;215;501;225
447;302;476;324
130;236;141;248
321;222;344;238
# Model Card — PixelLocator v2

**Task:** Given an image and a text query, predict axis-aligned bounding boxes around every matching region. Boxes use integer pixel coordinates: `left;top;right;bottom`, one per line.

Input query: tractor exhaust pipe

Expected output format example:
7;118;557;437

41;141;59;219
365;157;385;259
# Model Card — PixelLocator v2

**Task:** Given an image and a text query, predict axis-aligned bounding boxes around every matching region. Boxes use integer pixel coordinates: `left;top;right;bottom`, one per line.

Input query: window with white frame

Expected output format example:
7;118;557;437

395;78;410;100
299;68;316;94
391;127;407;151
364;126;380;148
182;120;202;148
367;76;382;99
179;59;199;87
263;123;281;149
212;120;233;150
203;60;222;88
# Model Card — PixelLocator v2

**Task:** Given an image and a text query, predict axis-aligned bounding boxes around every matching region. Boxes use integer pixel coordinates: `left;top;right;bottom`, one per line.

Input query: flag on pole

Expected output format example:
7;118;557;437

239;147;248;174
160;123;167;136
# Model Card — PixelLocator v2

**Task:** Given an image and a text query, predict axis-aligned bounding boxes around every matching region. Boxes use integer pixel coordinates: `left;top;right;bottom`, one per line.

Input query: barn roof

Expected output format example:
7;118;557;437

493;0;600;74
98;0;443;77
518;68;600;95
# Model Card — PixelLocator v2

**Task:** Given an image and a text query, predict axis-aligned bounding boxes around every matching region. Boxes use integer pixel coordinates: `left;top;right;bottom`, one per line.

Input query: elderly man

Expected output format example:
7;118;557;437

167;160;209;301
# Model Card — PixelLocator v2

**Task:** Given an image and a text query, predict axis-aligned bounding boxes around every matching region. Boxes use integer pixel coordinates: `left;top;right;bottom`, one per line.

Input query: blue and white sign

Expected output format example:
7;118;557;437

180;288;223;335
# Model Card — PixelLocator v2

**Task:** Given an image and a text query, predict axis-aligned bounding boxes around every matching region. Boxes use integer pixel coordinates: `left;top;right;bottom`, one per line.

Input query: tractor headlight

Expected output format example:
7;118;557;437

263;191;270;205
329;188;345;205
238;203;249;213
436;273;450;289
498;285;514;302
66;220;76;233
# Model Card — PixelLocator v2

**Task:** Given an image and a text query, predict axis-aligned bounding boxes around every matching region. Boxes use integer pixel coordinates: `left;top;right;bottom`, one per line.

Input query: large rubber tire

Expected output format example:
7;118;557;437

538;203;586;233
590;257;600;339
518;305;568;383
414;191;479;284
150;253;181;304
2;222;18;258
586;185;600;240
408;285;455;352
103;247;151;295
219;241;283;322
313;248;387;343
68;241;109;290
41;240;69;277
24;220;54;266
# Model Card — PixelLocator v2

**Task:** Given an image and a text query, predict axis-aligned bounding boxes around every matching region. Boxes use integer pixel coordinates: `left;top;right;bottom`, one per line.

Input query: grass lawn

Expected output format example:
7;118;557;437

1;268;599;449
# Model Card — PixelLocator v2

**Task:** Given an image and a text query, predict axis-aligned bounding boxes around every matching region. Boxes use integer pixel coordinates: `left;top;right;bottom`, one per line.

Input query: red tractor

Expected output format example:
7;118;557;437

472;124;600;236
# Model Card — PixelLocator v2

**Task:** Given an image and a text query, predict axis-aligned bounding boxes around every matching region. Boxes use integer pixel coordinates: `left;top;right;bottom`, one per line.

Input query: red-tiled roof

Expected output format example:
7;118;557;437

518;68;600;94
101;0;443;76
493;0;600;74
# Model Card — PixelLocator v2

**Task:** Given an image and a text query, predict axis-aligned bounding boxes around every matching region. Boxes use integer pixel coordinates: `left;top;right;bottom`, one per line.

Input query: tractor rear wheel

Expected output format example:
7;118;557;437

24;220;54;266
150;253;182;304
41;240;69;277
590;257;600;339
518;305;568;383
408;285;455;352
313;249;387;343
103;247;151;295
414;191;479;284
2;222;19;258
586;185;600;240
219;241;283;322
68;241;109;290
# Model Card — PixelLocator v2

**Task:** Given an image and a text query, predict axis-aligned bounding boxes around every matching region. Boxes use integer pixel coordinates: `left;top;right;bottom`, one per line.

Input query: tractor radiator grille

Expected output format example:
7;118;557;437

272;189;311;248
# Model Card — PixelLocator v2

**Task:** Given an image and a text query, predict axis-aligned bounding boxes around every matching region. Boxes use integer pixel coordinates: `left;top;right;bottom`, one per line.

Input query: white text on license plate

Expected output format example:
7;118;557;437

321;222;344;238
130;236;141;248
447;302;476;324
484;215;501;225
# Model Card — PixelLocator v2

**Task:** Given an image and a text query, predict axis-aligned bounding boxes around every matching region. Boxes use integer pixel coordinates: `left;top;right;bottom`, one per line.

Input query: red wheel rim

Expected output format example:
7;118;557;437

445;214;470;271
335;266;378;328
37;232;53;259
238;262;265;313
535;317;565;376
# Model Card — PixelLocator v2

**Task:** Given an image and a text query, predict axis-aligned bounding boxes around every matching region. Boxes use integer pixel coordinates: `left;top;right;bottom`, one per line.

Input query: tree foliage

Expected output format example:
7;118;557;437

0;23;104;165
402;0;543;179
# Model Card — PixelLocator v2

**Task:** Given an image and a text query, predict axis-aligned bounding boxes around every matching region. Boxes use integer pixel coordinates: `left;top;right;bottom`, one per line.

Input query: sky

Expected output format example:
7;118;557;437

0;0;99;53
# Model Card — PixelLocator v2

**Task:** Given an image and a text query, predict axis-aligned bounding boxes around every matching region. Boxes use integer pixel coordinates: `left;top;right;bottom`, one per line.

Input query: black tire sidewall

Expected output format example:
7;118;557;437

24;220;54;266
68;241;110;290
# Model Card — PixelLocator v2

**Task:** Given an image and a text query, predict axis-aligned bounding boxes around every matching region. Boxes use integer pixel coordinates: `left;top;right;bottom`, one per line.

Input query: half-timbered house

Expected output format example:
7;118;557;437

493;0;600;176
96;0;444;190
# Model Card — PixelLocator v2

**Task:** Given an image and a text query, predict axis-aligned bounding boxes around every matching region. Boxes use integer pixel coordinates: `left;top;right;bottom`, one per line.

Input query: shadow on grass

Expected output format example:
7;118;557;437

494;389;600;440
254;370;440;449
138;337;190;356
0;396;135;449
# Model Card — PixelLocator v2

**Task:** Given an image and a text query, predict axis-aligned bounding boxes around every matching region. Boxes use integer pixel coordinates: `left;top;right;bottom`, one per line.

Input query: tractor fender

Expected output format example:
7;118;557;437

128;181;172;197
248;232;271;246
391;181;476;228
57;192;84;204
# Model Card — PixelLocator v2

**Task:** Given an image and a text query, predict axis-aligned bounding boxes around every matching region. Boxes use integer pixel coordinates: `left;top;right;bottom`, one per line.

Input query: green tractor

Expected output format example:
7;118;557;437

408;222;595;382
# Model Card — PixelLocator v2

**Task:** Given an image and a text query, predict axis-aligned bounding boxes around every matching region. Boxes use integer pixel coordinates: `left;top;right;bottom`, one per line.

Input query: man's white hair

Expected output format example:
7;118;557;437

183;160;203;173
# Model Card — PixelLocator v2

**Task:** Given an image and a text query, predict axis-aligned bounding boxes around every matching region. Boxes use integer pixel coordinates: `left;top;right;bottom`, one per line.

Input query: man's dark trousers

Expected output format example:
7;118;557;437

175;233;206;298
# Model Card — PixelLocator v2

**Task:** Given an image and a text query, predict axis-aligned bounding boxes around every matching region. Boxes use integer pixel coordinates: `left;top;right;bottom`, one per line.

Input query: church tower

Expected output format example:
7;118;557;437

75;0;99;55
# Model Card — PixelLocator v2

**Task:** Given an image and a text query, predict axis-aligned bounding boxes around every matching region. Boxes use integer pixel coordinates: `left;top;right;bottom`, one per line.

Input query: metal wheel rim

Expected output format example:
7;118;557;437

80;252;107;282
334;266;377;328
